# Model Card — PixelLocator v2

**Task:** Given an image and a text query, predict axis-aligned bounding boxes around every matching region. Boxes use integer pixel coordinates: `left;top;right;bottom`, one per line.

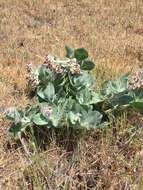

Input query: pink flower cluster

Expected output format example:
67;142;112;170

70;58;81;75
26;62;39;90
43;55;81;75
43;55;63;74
129;69;143;90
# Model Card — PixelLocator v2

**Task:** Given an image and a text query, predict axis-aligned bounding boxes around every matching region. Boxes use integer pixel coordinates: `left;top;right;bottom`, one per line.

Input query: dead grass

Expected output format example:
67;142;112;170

1;0;143;189
1;115;143;189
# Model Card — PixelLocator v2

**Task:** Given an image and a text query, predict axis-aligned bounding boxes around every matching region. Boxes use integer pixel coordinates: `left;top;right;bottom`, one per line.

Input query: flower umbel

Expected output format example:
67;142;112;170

70;58;81;75
129;69;143;90
43;54;63;74
26;62;39;91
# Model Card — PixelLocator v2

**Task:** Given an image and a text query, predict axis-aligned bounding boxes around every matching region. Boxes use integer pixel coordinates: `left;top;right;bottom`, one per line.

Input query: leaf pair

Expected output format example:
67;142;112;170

65;45;95;71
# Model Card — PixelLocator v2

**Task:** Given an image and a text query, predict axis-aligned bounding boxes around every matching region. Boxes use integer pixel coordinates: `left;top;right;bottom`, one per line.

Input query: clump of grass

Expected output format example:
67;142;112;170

2;113;143;190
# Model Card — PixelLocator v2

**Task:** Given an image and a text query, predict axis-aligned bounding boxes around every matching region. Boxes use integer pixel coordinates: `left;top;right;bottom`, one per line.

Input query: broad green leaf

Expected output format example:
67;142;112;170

38;66;54;83
81;60;95;70
65;45;74;59
71;71;94;90
101;75;129;96
81;110;102;128
38;66;46;80
90;92;104;104
32;113;48;125
74;48;88;60
101;80;114;96
49;105;62;127
76;89;92;105
115;75;129;93
130;101;143;114
110;94;134;107
44;82;55;101
37;82;55;102
8;123;25;137
72;101;88;113
37;88;45;100
62;98;76;113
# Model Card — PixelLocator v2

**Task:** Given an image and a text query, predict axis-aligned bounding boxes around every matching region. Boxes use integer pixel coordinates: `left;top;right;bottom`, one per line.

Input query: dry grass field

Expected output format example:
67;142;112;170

1;0;143;189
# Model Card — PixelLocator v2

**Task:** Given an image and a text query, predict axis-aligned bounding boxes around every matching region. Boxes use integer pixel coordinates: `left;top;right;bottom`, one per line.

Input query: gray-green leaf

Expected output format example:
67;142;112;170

37;82;55;102
32;113;49;125
81;110;102;128
65;45;74;59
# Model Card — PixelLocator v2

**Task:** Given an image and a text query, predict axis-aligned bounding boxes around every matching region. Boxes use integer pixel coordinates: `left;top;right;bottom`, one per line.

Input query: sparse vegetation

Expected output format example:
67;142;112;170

1;0;143;189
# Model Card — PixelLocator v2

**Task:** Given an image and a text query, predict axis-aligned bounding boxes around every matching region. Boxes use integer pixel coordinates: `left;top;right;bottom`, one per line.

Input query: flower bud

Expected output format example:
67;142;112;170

129;69;143;90
70;59;81;74
41;106;52;118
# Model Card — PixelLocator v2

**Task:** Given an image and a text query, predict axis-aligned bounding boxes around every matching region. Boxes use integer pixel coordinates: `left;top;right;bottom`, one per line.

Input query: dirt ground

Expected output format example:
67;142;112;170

1;0;143;189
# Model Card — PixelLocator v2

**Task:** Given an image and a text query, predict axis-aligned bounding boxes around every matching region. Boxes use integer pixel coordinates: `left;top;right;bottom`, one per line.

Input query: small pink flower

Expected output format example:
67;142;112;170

70;59;81;74
41;106;53;118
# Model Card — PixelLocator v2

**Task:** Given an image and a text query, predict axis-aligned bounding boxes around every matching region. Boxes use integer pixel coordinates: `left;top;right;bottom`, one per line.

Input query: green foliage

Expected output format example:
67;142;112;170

81;59;95;70
101;75;129;96
74;48;88;60
65;45;95;71
32;113;49;126
65;45;74;59
130;101;143;114
5;46;143;139
37;82;55;102
96;74;143;115
6;46;100;138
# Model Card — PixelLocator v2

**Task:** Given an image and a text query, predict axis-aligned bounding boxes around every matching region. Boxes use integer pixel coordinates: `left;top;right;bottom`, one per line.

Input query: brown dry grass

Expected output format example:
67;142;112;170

1;0;143;189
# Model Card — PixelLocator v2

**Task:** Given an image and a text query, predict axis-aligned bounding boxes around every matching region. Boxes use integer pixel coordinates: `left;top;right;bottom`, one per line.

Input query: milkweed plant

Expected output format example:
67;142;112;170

5;46;143;140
